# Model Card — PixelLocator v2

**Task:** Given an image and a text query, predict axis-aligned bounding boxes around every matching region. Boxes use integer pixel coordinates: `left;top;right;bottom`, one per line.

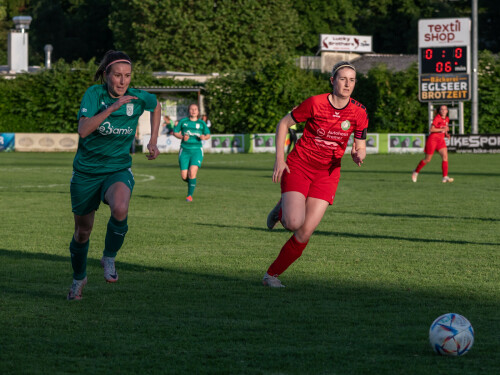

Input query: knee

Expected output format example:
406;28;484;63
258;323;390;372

111;203;129;221
74;225;92;243
282;215;304;232
294;229;313;243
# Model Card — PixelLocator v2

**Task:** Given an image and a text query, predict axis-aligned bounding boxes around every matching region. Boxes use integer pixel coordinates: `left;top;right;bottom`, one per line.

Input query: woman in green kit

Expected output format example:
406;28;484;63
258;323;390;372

173;103;211;202
67;50;161;300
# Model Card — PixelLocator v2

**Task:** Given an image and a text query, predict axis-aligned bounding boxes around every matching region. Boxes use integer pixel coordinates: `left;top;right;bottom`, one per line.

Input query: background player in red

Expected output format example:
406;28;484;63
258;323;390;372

263;61;368;288
412;105;454;183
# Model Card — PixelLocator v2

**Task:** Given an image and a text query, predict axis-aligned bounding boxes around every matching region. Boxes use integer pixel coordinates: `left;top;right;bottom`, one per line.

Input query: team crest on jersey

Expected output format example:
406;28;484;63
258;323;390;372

126;103;134;116
196;123;200;129
341;120;351;130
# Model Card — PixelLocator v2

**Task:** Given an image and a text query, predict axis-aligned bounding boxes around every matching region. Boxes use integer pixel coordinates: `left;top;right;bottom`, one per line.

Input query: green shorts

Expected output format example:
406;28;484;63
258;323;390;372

178;147;204;170
70;168;135;216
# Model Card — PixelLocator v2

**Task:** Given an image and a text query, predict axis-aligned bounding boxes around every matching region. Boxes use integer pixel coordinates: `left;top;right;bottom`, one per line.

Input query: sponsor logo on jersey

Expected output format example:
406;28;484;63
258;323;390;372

333;111;341;118
98;121;134;136
341;120;351;130
317;128;326;136
126;103;134;116
82;108;87;113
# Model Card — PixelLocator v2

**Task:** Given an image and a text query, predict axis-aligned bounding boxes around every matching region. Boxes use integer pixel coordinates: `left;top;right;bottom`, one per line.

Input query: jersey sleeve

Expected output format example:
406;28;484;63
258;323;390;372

353;104;369;139
173;118;185;133
137;90;157;112
201;121;211;135
290;96;314;124
77;86;99;120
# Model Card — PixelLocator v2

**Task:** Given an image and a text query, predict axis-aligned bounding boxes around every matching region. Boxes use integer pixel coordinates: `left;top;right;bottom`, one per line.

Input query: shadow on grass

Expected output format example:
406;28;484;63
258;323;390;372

194;223;500;246
1;247;497;374
333;210;500;222
341;169;500;177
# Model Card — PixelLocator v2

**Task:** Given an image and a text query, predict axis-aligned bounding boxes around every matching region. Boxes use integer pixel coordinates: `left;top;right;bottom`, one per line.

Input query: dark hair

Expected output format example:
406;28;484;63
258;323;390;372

94;50;132;82
331;61;356;79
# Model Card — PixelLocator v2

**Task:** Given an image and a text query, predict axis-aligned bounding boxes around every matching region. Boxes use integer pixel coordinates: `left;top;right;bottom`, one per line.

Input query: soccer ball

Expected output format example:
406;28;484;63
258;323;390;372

429;313;474;356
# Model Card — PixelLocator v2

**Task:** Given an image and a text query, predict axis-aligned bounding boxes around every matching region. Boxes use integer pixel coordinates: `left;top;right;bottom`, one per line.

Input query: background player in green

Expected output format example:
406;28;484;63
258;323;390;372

67;50;161;300
173;103;211;201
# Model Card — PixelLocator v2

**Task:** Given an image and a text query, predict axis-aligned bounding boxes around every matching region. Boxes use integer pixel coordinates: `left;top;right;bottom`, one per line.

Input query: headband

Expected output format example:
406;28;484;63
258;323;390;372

106;59;131;70
332;63;356;77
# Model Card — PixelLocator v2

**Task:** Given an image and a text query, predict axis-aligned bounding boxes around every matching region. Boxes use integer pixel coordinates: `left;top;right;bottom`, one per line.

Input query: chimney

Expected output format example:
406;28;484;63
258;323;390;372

44;44;53;69
8;16;32;73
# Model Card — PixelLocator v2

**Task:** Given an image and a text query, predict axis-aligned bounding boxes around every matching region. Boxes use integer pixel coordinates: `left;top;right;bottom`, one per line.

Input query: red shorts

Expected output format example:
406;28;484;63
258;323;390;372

281;157;340;205
424;134;447;155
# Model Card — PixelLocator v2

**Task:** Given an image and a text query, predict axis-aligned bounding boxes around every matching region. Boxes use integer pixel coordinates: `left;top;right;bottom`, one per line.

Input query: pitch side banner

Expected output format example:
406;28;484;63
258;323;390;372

0;133;15;152
142;134;211;153
319;34;372;53
446;134;500;153
346;133;379;154
388;134;425;153
419;74;470;101
211;134;245;153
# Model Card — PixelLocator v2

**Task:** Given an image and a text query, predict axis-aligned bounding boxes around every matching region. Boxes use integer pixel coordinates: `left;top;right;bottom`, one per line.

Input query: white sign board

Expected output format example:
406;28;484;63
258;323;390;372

418;18;471;47
319;34;372;53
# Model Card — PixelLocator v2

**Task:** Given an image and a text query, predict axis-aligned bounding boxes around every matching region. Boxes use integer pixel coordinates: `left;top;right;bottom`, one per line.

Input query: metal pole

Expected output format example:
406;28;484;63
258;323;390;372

459;102;464;134
471;0;478;134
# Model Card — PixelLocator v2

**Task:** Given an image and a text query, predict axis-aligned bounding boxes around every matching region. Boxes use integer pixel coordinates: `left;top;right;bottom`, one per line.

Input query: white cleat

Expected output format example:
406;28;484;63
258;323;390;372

412;171;418;183
442;176;454;183
101;256;119;283
262;273;285;288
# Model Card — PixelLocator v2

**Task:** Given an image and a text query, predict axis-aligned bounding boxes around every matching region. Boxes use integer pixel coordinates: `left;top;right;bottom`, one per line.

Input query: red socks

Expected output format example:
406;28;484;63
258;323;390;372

415;160;427;173
442;161;449;177
267;235;308;276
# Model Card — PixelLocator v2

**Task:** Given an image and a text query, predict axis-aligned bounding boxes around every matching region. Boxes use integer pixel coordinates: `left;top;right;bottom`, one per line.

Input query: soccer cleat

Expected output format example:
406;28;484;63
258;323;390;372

412;171;418;183
186;195;193;202
266;199;282;230
262;273;285;288
442;176;454;183
101;256;118;283
67;277;87;301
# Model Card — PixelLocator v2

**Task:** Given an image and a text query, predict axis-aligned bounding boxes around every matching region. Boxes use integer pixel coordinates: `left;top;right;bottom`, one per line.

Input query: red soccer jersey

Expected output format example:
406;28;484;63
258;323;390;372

429;114;449;140
289;93;368;170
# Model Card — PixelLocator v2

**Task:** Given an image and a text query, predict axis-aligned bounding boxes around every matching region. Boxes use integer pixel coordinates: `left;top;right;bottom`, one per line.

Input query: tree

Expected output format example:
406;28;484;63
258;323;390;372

28;0;113;64
293;0;359;56
109;0;301;73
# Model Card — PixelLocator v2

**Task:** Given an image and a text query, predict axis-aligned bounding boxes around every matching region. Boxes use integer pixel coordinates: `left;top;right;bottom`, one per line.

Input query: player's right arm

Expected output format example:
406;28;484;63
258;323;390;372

78;95;137;138
272;113;295;183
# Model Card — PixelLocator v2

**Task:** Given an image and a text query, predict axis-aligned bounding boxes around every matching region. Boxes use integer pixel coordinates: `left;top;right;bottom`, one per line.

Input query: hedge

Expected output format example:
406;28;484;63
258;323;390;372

0;52;498;134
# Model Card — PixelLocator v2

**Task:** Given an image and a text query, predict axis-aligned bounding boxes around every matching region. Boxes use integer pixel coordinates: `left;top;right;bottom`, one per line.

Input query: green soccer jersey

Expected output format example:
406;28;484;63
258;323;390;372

174;117;210;150
74;84;157;174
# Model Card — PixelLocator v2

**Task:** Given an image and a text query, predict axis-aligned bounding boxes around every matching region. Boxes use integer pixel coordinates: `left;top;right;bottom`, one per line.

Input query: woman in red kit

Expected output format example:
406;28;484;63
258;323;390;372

263;61;368;288
412;105;454;183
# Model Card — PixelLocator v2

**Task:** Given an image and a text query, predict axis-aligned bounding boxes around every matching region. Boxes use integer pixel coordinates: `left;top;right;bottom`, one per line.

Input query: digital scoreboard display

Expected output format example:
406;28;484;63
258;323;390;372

420;46;468;74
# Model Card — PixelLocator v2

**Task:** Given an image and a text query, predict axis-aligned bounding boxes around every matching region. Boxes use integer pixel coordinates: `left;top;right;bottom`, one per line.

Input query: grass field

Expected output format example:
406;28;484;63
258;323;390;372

0;151;499;375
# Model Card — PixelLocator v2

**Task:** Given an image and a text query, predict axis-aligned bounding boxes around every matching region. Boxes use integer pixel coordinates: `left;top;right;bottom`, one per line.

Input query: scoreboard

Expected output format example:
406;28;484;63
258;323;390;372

420;46;467;74
418;18;471;102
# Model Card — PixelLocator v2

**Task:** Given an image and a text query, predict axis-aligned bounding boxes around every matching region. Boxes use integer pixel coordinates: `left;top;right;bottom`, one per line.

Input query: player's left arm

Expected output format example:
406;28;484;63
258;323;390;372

351;138;366;167
146;100;161;160
351;112;368;166
200;123;211;140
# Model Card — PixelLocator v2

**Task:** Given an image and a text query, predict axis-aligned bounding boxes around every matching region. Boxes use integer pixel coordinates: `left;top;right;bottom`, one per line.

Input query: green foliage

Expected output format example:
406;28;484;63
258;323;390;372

109;0;301;73
204;59;330;133
0;59;94;133
355;63;428;133
468;50;500;133
0;60;178;133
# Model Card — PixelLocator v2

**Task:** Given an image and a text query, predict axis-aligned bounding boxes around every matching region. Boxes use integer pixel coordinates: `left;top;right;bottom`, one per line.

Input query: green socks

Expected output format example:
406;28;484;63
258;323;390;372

70;237;89;280
187;178;197;196
103;216;128;258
